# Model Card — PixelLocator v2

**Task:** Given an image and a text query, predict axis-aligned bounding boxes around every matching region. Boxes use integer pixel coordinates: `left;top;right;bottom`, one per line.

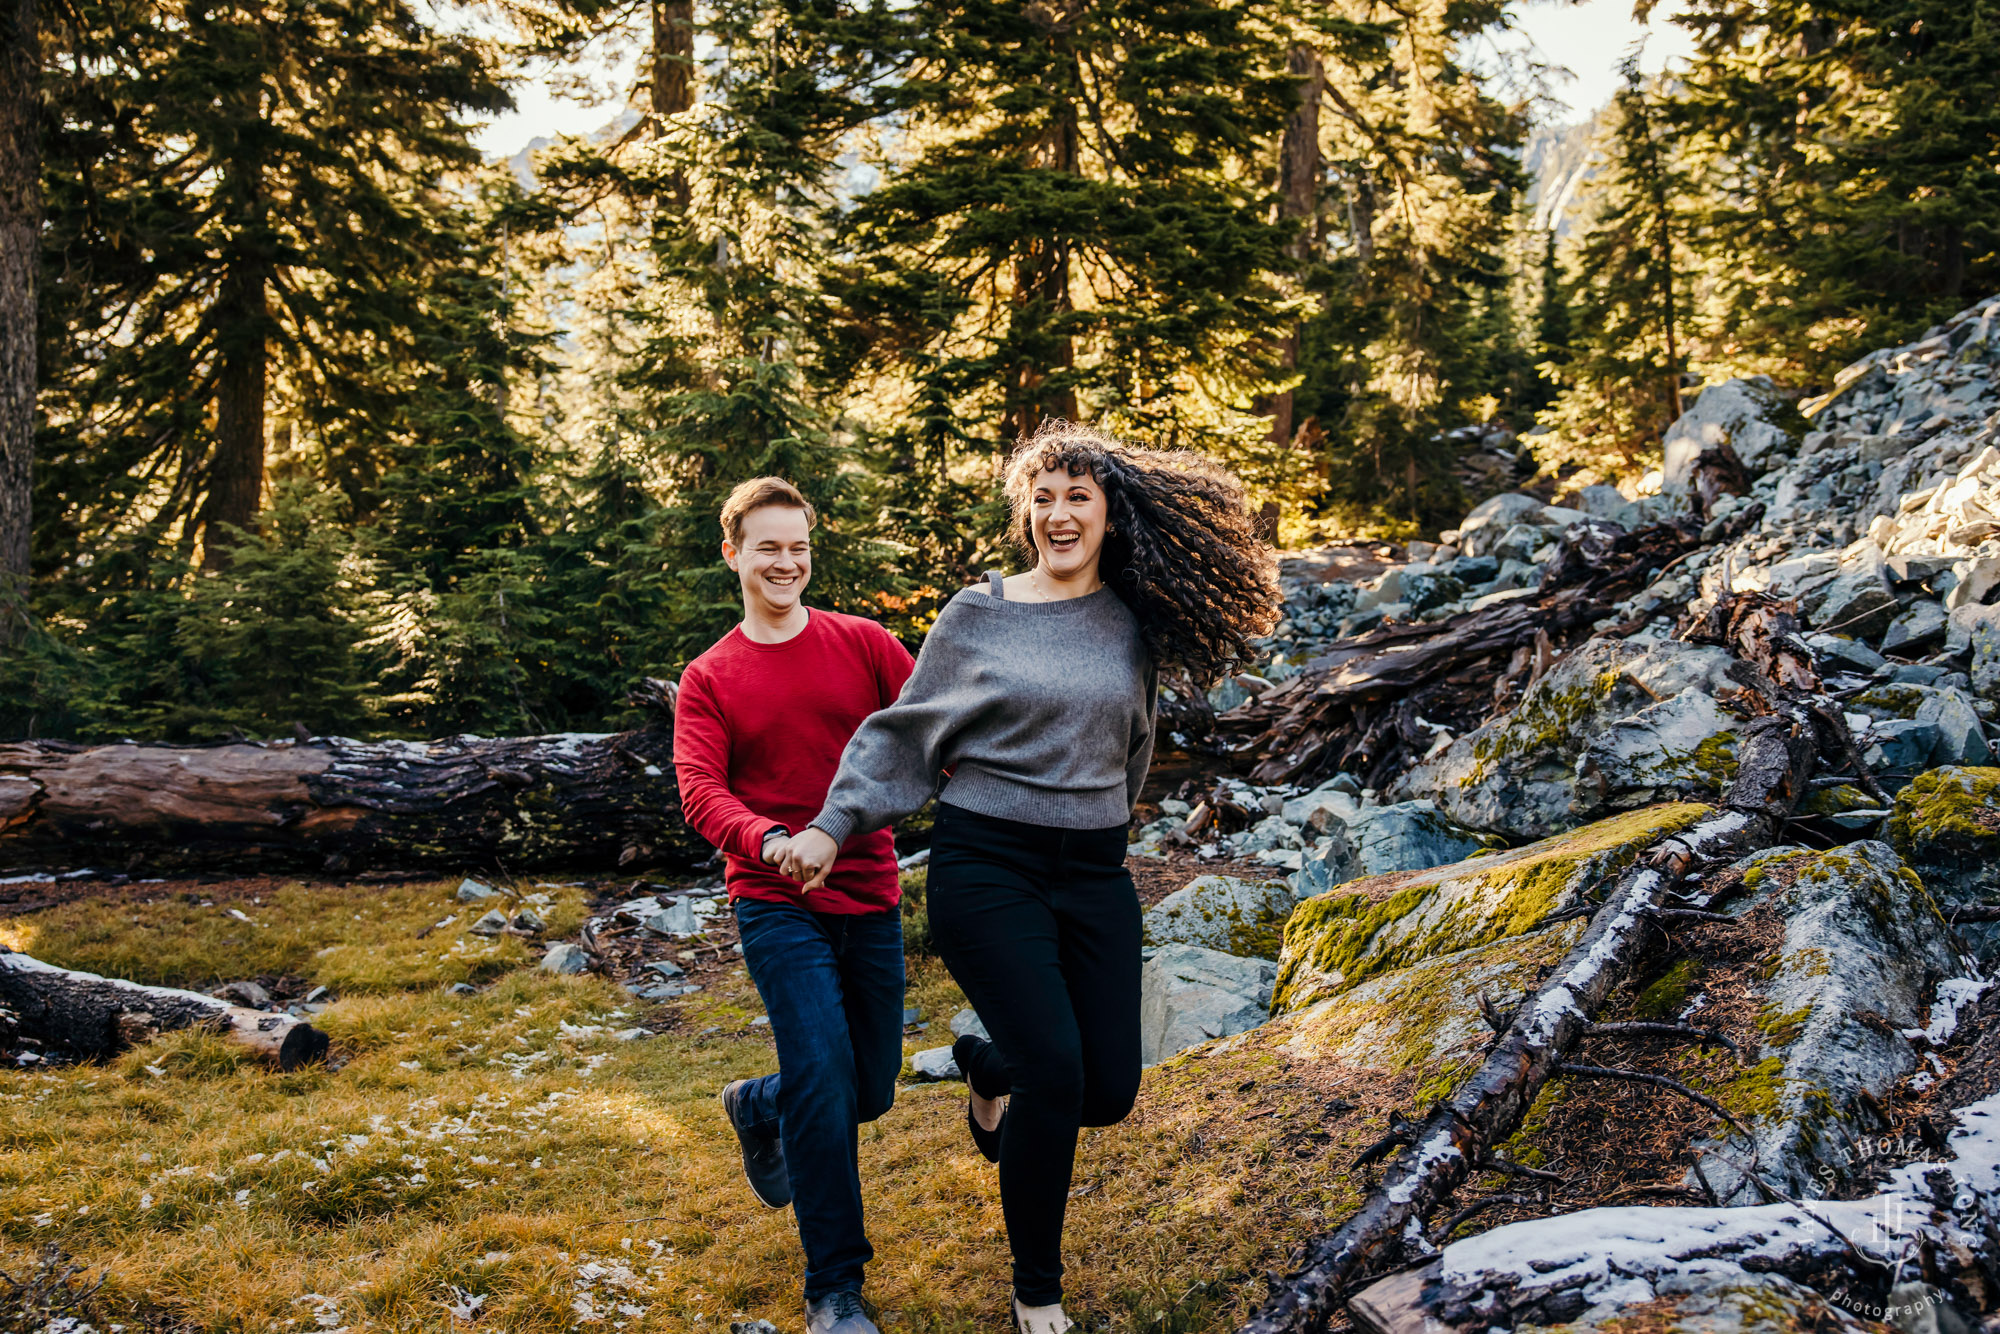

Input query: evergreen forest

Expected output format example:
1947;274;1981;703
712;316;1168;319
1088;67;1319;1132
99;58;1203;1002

1;0;1995;743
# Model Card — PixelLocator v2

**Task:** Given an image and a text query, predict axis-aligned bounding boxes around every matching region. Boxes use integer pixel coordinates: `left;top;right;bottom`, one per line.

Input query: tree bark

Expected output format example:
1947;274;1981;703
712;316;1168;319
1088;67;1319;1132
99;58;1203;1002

0;684;709;875
652;0;694;118
199;262;269;566
0;947;330;1069
0;0;39;631
1264;43;1323;452
1002;79;1079;444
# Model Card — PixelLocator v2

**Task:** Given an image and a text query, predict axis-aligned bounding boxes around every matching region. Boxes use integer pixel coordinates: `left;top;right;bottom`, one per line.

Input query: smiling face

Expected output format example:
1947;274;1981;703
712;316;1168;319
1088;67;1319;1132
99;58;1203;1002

1030;465;1109;583
724;503;813;618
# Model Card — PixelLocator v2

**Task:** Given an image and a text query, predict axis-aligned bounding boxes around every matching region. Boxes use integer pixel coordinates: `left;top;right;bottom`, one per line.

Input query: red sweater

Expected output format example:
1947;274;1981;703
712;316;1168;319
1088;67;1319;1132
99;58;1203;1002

674;609;916;912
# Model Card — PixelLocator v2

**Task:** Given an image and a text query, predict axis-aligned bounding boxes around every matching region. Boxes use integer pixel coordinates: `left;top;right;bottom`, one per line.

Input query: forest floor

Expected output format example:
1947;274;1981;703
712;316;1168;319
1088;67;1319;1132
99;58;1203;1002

0;855;1362;1334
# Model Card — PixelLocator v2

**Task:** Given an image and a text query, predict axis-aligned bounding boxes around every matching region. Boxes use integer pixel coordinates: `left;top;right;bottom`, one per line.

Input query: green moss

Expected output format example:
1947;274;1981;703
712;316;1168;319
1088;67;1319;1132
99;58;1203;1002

1688;731;1740;788
1889;766;2000;852
1756;1002;1813;1047
1272;803;1710;1013
1498;1077;1570;1168
1798;783;1872;817
1633;959;1702;1020
1463;670;1624;787
1722;1056;1792;1120
1850;685;1926;718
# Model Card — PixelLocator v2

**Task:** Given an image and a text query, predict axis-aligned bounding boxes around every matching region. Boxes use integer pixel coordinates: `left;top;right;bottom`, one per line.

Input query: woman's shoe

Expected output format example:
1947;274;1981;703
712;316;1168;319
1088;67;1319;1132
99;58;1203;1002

1012;1293;1073;1334
954;1035;1005;1163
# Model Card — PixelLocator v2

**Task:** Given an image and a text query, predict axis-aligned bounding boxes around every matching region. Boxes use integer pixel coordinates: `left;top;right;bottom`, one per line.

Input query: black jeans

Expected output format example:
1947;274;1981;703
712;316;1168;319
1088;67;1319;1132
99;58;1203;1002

734;898;906;1299
927;801;1142;1305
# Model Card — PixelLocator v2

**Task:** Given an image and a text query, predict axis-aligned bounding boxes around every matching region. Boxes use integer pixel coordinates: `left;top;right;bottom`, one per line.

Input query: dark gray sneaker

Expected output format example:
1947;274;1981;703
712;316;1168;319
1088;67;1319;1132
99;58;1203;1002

805;1290;879;1334
720;1079;791;1208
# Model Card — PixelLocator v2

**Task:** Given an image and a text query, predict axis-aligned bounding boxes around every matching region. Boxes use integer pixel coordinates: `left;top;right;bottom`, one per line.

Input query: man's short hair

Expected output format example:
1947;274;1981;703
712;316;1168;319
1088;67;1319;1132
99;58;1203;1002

720;477;817;546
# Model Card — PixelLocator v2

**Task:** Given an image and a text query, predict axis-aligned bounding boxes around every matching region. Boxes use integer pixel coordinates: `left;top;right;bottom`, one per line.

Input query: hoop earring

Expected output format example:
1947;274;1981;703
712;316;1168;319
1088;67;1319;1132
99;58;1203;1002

1107;523;1118;535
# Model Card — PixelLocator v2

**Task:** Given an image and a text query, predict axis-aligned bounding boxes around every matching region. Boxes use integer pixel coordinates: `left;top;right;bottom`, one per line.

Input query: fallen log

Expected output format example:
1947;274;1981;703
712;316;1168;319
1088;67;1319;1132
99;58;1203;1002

1237;593;1822;1334
1216;520;1700;790
0;947;329;1069
0;680;711;875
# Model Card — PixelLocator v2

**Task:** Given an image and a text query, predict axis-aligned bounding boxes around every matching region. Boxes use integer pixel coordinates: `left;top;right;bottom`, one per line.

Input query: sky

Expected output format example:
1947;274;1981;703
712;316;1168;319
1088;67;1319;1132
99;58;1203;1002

470;0;1697;160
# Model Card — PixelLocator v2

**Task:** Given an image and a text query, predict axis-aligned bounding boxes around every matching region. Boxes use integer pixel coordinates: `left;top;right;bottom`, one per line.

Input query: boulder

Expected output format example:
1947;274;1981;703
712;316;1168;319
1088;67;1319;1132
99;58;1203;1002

1139;945;1277;1065
539;942;591;975
1889;767;2000;959
1661;376;1800;494
1274;803;1711;1013
1489;523;1544;566
1882;600;1948;654
1861;717;1943;771
1458;493;1546;540
1801;542;1898;641
467;909;512;937
1338;801;1500;878
1399;637;1737;839
1294;819;1361;898
640;899;700;936
1845;684;1991;765
1917;688;1992;764
948;1007;989;1041
1693;841;1955;1205
1572;688;1739;816
1143;875;1295;959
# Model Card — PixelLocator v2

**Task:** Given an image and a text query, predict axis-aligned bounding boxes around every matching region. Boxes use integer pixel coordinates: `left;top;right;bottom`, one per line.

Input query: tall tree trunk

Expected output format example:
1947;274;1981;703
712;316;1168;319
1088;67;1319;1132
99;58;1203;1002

0;0;38;638
199;264;269;567
652;0;694;211
1264;43;1323;451
1003;100;1079;444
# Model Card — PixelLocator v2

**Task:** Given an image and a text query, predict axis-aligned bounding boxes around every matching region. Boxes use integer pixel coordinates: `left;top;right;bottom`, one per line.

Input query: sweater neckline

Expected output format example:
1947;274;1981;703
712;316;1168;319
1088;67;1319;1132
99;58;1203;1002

968;583;1120;615
728;608;823;653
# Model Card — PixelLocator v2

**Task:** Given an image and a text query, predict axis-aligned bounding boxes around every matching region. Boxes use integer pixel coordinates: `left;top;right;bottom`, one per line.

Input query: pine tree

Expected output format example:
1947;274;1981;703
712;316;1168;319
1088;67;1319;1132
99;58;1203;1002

1535;55;1692;481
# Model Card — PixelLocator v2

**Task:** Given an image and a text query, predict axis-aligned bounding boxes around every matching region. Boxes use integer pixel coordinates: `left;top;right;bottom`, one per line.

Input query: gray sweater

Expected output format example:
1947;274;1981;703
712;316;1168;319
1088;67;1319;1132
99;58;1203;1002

809;581;1157;844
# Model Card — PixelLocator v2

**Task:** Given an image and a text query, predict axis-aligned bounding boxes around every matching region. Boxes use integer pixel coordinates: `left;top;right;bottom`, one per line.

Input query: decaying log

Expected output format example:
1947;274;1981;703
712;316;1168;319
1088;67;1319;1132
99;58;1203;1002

0;679;710;875
1238;594;1821;1334
0;947;329;1069
1216;521;1701;790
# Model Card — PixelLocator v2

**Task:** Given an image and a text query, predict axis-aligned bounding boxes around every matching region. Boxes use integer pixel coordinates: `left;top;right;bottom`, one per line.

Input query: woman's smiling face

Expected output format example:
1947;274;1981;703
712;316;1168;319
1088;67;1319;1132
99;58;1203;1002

1031;465;1108;581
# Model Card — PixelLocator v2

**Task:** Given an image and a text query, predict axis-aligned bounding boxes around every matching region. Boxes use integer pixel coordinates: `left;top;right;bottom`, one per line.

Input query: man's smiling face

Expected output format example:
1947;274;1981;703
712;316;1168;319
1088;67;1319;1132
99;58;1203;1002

725;503;813;618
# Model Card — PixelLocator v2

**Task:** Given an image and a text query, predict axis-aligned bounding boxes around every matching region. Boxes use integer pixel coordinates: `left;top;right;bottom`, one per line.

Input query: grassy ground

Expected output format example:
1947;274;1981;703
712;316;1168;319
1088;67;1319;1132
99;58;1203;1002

0;876;1361;1334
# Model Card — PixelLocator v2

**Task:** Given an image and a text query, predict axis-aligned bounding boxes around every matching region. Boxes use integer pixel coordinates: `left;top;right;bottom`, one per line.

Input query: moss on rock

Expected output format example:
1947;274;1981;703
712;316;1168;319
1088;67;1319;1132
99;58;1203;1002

1272;802;1711;1014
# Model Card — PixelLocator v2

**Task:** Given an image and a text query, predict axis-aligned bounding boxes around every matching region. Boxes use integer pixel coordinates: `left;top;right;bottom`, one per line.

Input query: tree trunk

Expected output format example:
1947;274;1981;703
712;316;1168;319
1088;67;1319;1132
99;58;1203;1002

0;947;330;1069
0;0;38;632
0;683;709;875
1265;43;1323;451
1003;96;1079;443
652;0;694;118
199;262;269;566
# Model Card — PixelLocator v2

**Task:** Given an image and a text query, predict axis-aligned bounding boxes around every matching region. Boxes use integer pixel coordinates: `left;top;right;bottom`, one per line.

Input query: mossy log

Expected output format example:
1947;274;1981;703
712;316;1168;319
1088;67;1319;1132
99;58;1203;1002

1217;520;1700;790
0;680;710;875
0;947;329;1069
1239;595;1822;1334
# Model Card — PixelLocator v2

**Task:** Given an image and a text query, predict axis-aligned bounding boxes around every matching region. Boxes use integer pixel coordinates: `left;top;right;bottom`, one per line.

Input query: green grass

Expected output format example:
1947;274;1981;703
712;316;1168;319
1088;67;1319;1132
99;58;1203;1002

0;878;1335;1333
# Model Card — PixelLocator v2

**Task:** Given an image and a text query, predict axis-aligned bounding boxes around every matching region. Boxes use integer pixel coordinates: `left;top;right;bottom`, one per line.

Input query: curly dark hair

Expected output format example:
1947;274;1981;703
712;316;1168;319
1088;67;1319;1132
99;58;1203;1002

1002;419;1281;687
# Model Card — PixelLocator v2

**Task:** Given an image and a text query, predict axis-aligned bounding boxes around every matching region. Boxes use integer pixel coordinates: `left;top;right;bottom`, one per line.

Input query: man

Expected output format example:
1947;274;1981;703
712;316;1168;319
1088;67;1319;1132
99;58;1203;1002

673;477;914;1334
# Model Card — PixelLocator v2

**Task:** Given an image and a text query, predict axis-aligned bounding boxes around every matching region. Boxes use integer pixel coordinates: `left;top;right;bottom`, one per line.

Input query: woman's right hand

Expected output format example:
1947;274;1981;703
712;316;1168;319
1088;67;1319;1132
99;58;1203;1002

779;827;840;893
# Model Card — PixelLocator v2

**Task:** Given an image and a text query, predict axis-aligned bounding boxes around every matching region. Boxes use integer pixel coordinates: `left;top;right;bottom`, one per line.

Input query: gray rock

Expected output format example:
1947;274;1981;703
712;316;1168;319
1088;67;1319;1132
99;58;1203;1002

1804;631;1885;674
1883;600;1948;654
1916;687;1992;764
468;909;512;937
1572;483;1643;528
1281;780;1363;830
1143;875;1294;958
948;1007;989;1041
1457;493;1545;544
627;980;701;1000
1294;819;1362;897
641;959;685;979
1891;767;2000;960
1573;687;1738;815
448;982;479;996
732;1321;782;1334
1445;554;1498;585
1886;553;1956;588
909;1046;961;1080
213;980;272;1009
1694;841;1954;1205
1139;945;1276;1065
1862;717;1942;771
1399;637;1739;839
1341;801;1497;876
1661;376;1800;495
456;878;504;904
1230;814;1302;855
539;942;591;975
1489;523;1544;566
1802;542;1898;640
1890;663;1949;684
640;899;700;937
510;909;547;934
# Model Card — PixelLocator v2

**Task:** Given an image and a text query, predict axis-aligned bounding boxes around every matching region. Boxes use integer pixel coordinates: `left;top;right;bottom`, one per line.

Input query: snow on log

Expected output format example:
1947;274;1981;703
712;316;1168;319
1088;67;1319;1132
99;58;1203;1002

1350;1092;2000;1331
0;680;711;875
0;947;329;1069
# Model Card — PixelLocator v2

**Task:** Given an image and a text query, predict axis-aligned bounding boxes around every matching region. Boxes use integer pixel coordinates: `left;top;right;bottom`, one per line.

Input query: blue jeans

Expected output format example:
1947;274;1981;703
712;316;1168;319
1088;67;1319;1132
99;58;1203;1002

733;897;905;1300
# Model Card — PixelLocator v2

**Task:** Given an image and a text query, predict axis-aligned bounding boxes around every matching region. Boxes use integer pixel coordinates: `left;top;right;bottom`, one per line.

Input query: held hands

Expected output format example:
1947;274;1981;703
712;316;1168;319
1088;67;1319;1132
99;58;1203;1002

779;828;840;894
760;830;791;867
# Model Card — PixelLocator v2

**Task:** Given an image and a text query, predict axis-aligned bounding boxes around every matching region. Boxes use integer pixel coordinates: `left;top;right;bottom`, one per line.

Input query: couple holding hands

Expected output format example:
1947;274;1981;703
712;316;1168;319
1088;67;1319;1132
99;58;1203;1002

673;421;1279;1334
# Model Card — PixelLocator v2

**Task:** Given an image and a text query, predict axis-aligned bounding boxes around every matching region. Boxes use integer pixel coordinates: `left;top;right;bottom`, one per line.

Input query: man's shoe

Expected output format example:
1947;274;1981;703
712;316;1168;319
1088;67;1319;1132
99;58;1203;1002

954;1035;1004;1163
805;1289;879;1334
720;1079;791;1208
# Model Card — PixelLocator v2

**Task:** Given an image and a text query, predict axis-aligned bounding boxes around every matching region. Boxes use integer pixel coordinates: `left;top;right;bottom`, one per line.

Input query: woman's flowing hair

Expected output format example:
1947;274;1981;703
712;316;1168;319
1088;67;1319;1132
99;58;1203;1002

1001;419;1281;688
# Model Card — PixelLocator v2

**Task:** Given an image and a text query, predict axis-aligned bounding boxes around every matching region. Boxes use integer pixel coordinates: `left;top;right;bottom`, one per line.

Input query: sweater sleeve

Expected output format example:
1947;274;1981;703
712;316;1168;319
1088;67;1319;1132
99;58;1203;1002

809;599;975;847
672;663;785;863
1126;662;1159;814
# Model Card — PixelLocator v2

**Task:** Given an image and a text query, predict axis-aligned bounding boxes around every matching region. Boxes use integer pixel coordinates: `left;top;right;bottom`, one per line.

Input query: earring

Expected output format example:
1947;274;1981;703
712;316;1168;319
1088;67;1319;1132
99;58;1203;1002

1107;524;1118;535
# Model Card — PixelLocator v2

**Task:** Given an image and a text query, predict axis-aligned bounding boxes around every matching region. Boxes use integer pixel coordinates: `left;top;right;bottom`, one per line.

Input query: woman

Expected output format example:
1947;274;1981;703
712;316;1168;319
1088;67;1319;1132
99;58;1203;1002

779;419;1278;1333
